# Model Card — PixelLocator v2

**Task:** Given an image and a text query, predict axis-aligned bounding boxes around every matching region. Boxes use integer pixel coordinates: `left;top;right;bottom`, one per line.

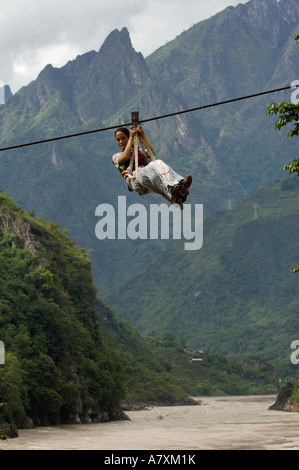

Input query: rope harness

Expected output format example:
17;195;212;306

126;111;156;193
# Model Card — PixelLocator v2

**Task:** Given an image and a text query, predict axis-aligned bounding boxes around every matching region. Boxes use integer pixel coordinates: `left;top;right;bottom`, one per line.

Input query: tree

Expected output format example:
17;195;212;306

267;33;299;273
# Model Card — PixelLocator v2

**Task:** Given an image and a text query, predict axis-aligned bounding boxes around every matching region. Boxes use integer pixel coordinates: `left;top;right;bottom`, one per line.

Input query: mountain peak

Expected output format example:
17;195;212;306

0;84;12;104
99;27;133;55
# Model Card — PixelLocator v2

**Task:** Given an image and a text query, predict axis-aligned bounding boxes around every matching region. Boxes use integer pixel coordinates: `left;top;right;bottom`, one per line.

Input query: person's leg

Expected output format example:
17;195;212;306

148;160;192;205
138;160;182;201
127;177;150;195
129;160;192;208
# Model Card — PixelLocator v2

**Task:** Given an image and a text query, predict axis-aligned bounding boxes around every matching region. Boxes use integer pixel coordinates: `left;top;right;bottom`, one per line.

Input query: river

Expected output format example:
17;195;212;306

1;395;299;450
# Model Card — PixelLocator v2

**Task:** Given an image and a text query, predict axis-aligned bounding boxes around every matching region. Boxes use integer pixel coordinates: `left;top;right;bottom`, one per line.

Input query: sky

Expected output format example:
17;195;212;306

0;0;248;94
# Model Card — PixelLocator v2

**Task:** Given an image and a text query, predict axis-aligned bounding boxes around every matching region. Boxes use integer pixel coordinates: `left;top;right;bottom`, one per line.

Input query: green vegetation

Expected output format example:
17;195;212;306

263;33;299;406
97;301;190;405
289;381;299;406
98;305;278;401
270;380;299;411
143;338;278;396
0;191;126;429
267;34;299;271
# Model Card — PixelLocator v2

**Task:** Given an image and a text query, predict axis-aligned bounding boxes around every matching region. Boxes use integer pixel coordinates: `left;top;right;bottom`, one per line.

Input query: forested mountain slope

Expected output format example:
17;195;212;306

106;178;299;374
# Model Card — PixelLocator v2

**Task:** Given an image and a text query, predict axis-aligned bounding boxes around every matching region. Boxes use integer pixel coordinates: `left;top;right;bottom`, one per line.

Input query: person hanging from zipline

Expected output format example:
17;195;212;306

112;124;192;209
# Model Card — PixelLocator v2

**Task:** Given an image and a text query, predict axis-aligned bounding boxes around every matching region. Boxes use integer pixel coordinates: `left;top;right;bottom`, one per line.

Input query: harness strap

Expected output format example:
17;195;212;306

125;111;156;193
126;133;155;183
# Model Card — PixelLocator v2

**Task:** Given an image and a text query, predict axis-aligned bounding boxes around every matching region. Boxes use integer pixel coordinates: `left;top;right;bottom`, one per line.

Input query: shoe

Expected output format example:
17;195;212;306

180;174;192;196
168;183;180;199
168;184;185;210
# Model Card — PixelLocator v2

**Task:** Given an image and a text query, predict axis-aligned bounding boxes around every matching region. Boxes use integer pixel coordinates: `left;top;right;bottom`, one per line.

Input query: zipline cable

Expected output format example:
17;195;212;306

140;84;298;125
0;84;297;153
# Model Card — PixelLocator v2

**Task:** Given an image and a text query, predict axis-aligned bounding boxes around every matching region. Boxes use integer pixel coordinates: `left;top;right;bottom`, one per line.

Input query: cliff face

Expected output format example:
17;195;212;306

0;209;36;255
72;27;151;122
269;381;299;412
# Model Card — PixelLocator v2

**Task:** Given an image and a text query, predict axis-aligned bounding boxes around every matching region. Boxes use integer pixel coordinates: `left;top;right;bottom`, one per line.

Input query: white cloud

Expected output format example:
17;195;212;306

0;0;248;93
